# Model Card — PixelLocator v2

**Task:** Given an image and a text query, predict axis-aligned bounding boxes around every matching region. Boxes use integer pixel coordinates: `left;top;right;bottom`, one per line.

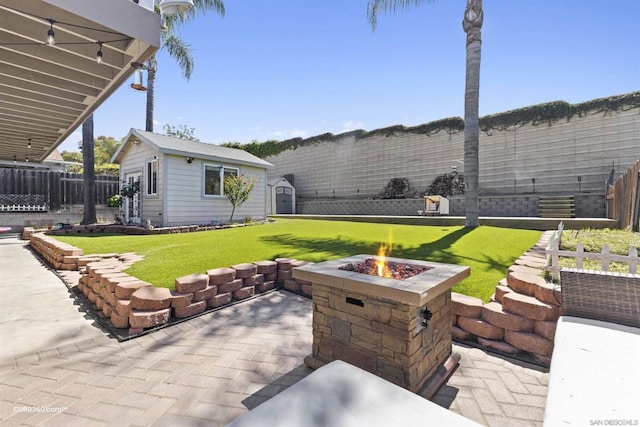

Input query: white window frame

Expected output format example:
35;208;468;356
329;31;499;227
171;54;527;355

203;164;239;197
146;158;158;196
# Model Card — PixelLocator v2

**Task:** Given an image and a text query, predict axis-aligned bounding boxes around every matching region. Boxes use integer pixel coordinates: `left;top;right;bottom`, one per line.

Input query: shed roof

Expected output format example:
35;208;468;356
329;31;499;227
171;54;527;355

112;129;273;169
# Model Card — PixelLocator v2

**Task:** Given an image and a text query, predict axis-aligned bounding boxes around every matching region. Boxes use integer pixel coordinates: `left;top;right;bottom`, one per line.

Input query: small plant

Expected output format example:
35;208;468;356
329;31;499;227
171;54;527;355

224;174;257;223
120;180;140;199
107;194;122;207
243;216;253;224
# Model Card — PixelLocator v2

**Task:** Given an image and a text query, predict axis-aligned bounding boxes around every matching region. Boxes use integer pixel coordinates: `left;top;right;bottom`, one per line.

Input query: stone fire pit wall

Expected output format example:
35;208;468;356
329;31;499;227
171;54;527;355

293;255;469;393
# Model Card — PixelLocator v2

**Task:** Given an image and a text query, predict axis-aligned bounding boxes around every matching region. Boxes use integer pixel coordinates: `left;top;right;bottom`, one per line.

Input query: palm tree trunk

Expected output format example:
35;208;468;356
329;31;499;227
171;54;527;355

145;57;158;132
81;114;97;225
462;0;483;228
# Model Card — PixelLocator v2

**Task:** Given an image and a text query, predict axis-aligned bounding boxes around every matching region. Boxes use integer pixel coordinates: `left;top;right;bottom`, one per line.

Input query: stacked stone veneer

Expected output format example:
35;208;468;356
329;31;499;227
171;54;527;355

309;283;452;393
451;231;560;366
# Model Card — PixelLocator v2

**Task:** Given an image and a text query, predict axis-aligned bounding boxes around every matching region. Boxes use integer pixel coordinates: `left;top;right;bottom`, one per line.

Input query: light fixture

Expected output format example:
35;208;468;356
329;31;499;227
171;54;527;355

47;19;55;45
27;138;31;149
159;0;194;16
186;157;194;164
25;155;29;163
13;155;17;164
130;69;147;91
96;42;103;64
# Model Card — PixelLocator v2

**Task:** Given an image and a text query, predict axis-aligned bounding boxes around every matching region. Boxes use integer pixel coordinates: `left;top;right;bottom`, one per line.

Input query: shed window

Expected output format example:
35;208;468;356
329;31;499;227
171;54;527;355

204;165;238;196
146;158;157;195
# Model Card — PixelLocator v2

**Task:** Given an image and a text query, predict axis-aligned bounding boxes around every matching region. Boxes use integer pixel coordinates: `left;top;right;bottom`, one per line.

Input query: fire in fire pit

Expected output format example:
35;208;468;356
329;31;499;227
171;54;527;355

339;233;430;280
339;258;430;280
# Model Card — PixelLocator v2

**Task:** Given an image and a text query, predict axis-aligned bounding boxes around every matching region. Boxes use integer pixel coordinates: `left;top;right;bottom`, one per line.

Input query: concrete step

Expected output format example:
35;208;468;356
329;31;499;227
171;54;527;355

538;195;575;218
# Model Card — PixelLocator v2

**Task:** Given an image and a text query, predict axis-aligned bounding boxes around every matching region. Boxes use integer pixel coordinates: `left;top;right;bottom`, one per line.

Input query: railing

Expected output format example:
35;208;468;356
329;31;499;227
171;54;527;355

545;222;639;281
0;194;47;212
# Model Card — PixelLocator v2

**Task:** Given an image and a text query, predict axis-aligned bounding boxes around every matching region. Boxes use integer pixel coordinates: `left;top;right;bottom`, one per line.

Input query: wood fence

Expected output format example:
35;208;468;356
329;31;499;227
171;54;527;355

606;159;640;231
0;168;119;211
545;222;639;281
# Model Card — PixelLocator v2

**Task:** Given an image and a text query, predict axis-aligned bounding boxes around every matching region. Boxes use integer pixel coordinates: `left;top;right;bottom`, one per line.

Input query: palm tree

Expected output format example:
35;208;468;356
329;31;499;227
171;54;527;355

81;114;97;224
367;0;483;228
144;0;225;132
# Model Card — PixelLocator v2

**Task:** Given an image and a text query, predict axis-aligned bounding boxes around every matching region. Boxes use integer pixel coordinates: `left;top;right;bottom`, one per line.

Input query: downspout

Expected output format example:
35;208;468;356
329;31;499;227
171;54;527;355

162;153;168;227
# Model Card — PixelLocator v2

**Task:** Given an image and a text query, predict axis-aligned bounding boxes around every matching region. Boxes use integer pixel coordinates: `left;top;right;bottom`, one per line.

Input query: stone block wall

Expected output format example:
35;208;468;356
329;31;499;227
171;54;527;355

451;231;560;366
27;232;304;335
297;193;607;218
266;106;639;201
29;232;84;270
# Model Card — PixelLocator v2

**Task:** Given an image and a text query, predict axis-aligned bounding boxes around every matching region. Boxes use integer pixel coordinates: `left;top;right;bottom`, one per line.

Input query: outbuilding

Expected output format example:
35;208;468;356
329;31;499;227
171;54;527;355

267;177;295;214
111;129;273;226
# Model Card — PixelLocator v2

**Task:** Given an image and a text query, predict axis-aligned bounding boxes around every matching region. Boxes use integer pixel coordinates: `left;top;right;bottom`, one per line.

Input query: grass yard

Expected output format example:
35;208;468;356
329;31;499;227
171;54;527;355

560;228;640;273
54;219;542;302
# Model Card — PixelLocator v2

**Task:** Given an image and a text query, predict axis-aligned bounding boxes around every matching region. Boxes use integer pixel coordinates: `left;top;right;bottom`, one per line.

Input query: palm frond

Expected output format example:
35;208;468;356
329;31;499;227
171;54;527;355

157;0;225;28
367;0;431;30
162;35;194;80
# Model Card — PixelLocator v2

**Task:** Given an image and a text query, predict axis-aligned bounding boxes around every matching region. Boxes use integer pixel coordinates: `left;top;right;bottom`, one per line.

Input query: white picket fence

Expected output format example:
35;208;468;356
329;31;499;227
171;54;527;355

545;222;639;281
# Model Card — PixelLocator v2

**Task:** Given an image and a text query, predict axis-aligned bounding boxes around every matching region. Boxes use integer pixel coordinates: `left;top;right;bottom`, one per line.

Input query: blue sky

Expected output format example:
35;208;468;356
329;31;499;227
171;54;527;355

60;0;640;152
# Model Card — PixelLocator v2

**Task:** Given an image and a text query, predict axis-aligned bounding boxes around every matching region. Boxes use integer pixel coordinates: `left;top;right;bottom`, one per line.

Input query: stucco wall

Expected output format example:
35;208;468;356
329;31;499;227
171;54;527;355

266;108;639;211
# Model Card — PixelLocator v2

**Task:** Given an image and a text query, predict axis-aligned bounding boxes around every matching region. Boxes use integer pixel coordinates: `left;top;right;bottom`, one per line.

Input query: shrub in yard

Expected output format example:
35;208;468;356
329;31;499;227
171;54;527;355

224;174;257;222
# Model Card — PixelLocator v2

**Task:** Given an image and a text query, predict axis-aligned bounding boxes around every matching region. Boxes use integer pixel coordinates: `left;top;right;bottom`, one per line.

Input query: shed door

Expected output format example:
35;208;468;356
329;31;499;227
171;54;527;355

275;186;293;214
124;172;141;224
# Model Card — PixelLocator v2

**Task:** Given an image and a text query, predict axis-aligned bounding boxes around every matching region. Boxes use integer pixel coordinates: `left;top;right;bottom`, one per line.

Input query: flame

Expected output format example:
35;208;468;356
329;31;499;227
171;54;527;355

375;231;393;277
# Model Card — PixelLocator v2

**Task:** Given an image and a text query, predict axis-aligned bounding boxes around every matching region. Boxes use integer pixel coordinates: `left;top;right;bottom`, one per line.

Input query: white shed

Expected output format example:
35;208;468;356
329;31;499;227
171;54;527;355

111;129;273;226
267;177;295;214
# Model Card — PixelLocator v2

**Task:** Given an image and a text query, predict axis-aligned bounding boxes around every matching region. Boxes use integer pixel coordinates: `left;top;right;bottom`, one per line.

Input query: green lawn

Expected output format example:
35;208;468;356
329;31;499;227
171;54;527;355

54;219;542;302
560;228;640;273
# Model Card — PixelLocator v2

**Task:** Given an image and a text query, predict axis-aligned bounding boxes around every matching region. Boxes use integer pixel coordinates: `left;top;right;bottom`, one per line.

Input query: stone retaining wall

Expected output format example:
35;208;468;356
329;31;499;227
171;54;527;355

27;231;310;335
297;193;606;218
451;231;560;366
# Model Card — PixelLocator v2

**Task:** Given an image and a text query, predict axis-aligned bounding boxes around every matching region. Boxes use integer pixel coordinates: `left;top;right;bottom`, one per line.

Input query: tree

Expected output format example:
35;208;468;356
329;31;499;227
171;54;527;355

144;0;225;132
81;114;97;225
62;136;120;175
367;0;483;228
224;174;257;223
163;124;200;141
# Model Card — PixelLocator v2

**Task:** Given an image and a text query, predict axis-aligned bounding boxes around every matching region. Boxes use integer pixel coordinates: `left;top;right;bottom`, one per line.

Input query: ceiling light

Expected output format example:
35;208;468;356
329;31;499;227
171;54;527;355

96;42;103;64
47;19;55;45
27;138;31;149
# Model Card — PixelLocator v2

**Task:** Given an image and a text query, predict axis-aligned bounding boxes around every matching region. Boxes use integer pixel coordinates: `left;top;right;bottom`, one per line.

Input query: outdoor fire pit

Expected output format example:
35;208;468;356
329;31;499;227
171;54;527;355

293;254;469;393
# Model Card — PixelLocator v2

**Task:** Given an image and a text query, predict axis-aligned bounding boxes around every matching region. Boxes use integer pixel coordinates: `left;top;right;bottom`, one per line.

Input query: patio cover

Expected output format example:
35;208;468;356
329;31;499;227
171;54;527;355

0;0;160;163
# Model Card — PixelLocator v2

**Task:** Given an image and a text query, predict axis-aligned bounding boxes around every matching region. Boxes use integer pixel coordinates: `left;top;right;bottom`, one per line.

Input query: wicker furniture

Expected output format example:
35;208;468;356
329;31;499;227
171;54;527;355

560;268;640;328
544;269;640;425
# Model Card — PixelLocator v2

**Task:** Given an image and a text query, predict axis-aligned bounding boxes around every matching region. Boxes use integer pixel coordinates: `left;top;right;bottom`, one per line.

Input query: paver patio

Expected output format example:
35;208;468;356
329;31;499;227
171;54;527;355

0;236;549;426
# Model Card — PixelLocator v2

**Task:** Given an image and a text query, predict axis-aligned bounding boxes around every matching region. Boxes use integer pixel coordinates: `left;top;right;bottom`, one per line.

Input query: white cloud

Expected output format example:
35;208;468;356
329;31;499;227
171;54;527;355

271;129;308;139
339;120;365;133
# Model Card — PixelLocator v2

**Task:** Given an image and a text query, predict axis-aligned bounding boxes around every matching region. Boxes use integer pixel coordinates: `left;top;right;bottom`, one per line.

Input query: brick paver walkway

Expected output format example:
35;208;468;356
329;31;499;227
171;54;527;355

0;237;549;426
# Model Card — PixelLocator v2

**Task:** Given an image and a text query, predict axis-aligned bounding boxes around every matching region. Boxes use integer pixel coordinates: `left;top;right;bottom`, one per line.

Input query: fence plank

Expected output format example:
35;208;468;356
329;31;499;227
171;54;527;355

545;222;639;278
0;167;118;211
608;160;640;230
